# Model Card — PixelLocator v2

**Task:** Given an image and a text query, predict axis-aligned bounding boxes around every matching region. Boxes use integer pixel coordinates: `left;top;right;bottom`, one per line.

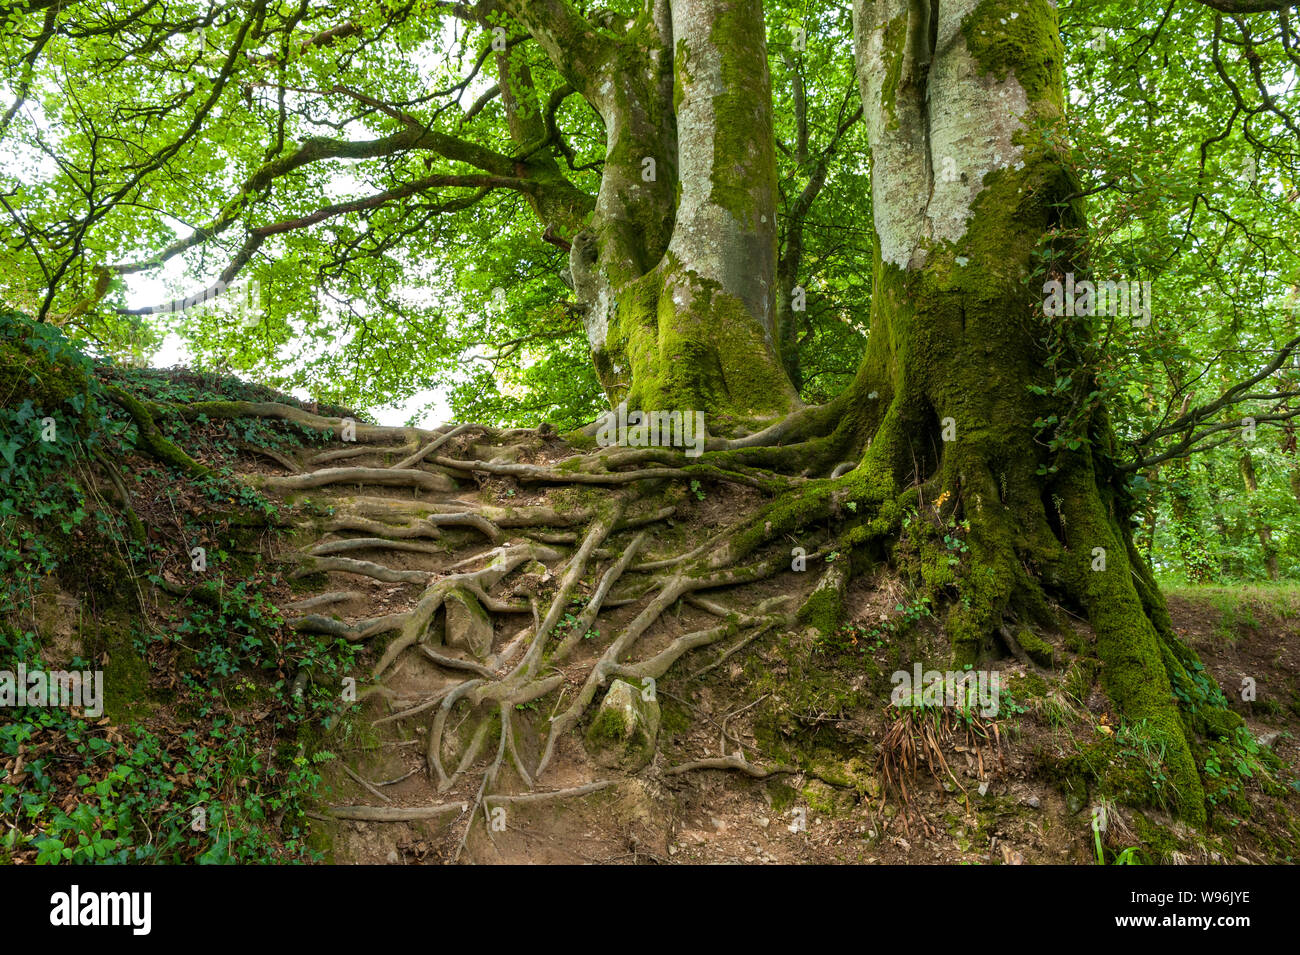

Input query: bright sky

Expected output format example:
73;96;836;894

123;262;455;429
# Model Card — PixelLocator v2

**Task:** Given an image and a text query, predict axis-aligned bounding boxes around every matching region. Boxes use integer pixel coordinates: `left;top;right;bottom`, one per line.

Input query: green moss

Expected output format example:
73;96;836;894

879;12;907;128
305;816;337;863
918;536;960;591
960;0;1065;109
1012;671;1050;700
562;430;598;450
768;780;796;812
749;629;876;776
1;345;90;417
1064;657;1098;706
659;696;691;738
1128;812;1180;864
1195;697;1242;741
797;584;843;636
606;259;794;420
802;779;855;816
809;754;877;798
1016;629;1055;668
1055;465;1206;825
0;315;96;430
704;3;777;229
583;680;660;771
106;385;214;479
585;703;653;768
91;612;158;724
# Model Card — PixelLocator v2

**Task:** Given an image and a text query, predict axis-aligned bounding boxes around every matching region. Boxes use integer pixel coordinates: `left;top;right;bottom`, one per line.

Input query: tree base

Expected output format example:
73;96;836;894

110;389;1266;851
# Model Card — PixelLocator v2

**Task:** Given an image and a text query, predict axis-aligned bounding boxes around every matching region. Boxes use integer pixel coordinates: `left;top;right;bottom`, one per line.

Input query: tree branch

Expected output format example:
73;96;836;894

1194;1;1297;13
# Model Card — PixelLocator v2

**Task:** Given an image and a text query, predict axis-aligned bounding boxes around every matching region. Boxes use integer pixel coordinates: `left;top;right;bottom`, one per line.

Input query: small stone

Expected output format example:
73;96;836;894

583;678;661;771
1027;795;1041;809
757;817;770;829
443;588;494;659
386;850;400;864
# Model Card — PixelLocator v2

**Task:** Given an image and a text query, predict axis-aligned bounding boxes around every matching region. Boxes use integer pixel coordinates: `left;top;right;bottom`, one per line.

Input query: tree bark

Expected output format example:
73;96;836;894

846;0;1214;822
1239;450;1280;580
508;0;797;421
613;0;796;419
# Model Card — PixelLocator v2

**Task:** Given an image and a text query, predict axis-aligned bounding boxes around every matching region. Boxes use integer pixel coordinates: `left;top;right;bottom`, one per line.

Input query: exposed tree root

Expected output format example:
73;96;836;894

665;755;798;779
307;537;444;558
262;466;454;493
128;389;1233;858
325;803;467;822
283;591;360;613
292;612;408;642
483;781;615;805
392;422;478;470
235;441;304;472
322;515;442;540
341;764;393;804
106;385;214;479
293;556;430;584
309;444;412;466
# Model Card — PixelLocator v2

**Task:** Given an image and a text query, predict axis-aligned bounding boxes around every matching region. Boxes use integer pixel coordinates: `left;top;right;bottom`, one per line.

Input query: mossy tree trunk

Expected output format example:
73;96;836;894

846;0;1218;822
1239;450;1280;580
500;0;1225;824
504;0;796;420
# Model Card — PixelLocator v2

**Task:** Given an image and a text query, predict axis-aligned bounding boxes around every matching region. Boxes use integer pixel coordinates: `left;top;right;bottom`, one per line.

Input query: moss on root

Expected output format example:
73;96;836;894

106;385;214;479
797;584;843;636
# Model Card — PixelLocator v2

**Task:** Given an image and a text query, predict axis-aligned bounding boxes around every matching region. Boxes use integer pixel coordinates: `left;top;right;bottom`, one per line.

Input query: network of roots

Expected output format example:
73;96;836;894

236;411;838;858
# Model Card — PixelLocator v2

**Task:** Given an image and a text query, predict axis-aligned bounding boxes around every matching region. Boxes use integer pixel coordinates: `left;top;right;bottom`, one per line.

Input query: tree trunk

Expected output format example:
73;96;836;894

1202;457;1234;580
1239;450;1280;580
845;0;1214;821
502;0;1233;824
1167;456;1214;583
512;0;797;421
604;0;797;420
